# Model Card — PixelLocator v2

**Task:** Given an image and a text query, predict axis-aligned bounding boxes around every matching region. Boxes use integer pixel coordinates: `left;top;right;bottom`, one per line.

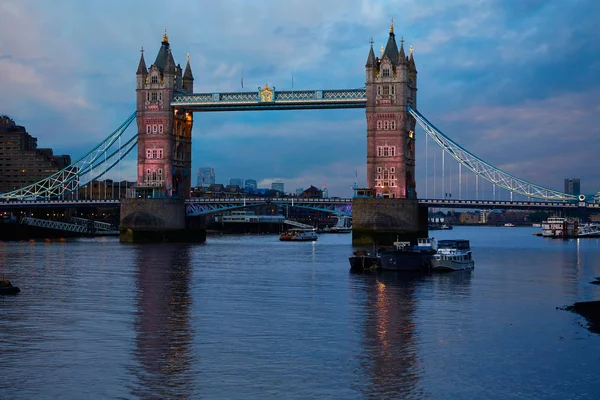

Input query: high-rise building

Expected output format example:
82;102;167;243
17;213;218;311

0;115;71;193
244;179;257;190
271;180;284;193
295;187;304;196
197;167;215;187
322;184;329;198
564;178;581;196
229;178;244;188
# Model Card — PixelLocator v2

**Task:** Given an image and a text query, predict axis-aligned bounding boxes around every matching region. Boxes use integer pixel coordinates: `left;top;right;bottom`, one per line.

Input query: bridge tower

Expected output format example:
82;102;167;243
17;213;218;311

135;29;194;199
365;20;418;199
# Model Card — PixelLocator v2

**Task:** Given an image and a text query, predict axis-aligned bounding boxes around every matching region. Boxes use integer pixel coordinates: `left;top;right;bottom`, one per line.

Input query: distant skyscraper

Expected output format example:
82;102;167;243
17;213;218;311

322;184;329;198
245;179;257;190
197;167;215;187
564;178;581;196
271;180;284;193
229;178;244;188
295;187;304;196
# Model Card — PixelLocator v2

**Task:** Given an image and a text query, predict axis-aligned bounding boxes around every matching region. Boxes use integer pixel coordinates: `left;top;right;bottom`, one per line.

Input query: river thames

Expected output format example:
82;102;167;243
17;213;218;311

1;226;600;399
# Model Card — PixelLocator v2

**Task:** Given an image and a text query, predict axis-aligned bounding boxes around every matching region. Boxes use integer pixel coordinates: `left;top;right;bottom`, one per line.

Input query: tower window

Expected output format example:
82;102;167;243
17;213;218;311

151;76;158;84
391;121;396;130
151;92;158;101
377;120;382;130
383;86;390;96
382;68;390;77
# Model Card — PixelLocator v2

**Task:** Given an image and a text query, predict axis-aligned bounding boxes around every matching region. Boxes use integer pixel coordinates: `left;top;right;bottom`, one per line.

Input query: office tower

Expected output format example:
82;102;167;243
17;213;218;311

197;167;215;187
564;178;581;196
244;179;257;190
271;180;284;193
0;115;71;193
229;178;244;188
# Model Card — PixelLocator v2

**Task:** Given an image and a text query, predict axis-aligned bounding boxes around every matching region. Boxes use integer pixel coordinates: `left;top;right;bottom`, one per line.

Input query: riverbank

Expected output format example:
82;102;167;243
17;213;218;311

562;300;600;334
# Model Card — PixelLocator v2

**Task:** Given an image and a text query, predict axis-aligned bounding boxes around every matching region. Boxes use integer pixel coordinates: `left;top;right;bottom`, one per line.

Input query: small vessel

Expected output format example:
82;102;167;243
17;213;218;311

379;238;437;272
1;276;20;295
504;223;515;227
328;216;352;233
577;223;600;238
430;240;474;271
349;250;380;272
279;229;318;242
542;217;579;238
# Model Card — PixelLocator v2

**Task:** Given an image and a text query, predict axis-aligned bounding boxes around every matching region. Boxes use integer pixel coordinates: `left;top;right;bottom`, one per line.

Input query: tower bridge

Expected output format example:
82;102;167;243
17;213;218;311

0;22;591;244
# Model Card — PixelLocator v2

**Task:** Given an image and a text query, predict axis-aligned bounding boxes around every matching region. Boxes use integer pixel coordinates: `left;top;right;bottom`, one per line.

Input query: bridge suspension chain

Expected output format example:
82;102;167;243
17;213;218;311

0;112;137;201
408;106;577;202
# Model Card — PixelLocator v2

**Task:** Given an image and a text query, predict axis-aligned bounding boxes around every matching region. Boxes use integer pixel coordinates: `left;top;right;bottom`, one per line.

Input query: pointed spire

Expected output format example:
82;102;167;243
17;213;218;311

162;27;169;44
383;24;399;65
390;17;394;34
137;47;147;75
183;53;194;80
409;44;416;71
366;38;375;67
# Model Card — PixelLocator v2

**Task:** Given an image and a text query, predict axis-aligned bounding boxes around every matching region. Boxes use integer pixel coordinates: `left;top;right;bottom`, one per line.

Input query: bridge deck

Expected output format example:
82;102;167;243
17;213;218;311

171;89;367;111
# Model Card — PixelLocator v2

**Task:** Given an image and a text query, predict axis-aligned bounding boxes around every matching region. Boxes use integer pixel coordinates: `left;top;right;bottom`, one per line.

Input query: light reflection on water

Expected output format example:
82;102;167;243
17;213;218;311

1;227;600;399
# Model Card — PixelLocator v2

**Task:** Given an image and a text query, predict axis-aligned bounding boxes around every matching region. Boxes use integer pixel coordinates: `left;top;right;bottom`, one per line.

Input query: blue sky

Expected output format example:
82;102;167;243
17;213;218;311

1;0;599;198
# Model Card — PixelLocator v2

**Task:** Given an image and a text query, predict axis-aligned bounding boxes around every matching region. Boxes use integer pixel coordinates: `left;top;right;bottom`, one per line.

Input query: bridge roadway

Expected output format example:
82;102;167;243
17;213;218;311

0;197;598;214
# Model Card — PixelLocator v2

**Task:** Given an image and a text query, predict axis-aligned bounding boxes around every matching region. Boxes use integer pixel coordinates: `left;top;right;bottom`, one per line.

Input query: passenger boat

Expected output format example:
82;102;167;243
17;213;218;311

279;229;318;242
379;238;437;272
577;223;600;238
541;217;578;238
430;240;474;271
349;250;380;272
504;223;515;227
0;276;20;295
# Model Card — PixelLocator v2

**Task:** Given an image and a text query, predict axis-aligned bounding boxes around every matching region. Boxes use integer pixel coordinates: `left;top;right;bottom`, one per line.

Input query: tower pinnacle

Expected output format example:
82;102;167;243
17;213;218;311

390;17;394;34
162;27;169;43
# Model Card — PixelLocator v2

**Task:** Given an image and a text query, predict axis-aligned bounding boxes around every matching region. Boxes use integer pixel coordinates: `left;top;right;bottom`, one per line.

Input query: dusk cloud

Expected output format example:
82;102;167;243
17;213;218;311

1;0;598;197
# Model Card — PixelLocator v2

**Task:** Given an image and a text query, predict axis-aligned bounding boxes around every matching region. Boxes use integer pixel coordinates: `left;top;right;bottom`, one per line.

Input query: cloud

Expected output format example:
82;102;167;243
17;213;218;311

2;0;600;198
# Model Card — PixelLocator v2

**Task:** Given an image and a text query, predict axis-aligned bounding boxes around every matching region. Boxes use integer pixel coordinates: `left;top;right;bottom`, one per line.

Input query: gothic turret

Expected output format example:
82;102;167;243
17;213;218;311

136;49;148;89
183;54;194;94
365;40;376;68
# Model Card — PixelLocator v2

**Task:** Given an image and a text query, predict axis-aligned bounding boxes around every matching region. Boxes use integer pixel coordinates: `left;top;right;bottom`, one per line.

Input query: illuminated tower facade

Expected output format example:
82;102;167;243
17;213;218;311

135;29;194;198
365;21;418;199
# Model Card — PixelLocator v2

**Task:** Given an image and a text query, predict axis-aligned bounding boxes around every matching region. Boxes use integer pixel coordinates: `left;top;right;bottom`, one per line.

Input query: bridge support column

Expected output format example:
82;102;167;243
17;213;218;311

352;198;428;246
119;198;205;243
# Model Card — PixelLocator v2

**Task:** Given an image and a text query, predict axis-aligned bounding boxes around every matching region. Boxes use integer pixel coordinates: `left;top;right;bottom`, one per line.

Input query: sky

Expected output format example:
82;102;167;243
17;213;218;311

1;0;599;198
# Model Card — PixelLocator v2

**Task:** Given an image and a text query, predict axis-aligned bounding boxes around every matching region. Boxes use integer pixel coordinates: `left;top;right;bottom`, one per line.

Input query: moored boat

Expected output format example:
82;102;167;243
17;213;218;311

577;223;600;238
349;250;380;272
541;217;578;238
0;276;20;295
279;229;318;241
379;238;437;272
430;239;474;271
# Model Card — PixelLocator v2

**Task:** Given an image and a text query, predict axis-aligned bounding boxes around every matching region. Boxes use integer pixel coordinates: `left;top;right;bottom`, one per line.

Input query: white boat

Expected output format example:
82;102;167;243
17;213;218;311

504;223;515;227
577;223;600;238
329;216;352;233
279;229;318;241
431;240;474;271
541;217;578;238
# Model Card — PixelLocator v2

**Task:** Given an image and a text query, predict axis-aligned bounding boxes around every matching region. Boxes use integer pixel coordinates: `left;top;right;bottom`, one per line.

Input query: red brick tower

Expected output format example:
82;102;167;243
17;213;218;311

365;21;418;199
135;29;194;199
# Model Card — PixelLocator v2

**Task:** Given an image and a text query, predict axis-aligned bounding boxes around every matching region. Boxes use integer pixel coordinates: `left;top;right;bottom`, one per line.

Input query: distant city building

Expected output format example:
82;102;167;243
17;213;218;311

229;178;244;188
244;179;257;190
480;209;492;224
322;184;329;198
0;115;71;193
564;178;581;196
197;167;215;187
271;180;284;193
295;187;304;196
